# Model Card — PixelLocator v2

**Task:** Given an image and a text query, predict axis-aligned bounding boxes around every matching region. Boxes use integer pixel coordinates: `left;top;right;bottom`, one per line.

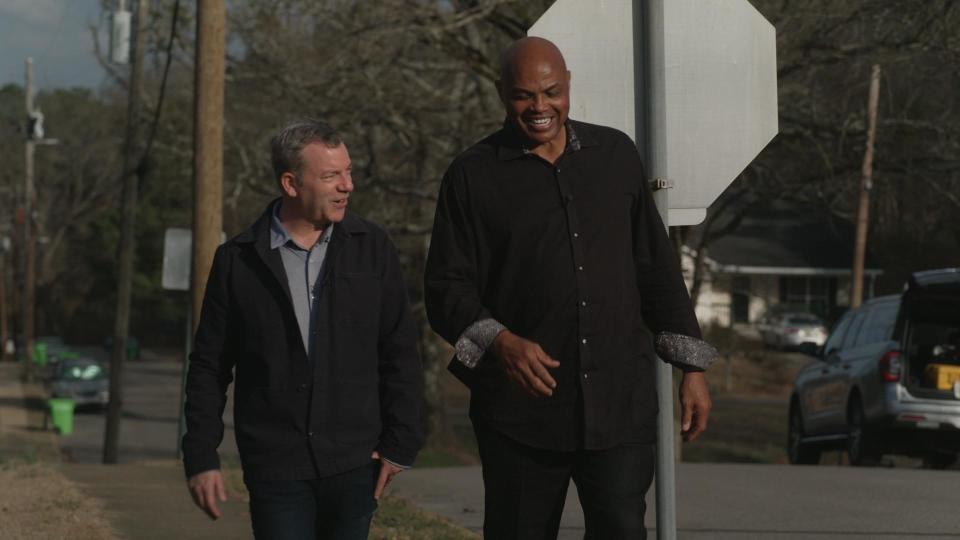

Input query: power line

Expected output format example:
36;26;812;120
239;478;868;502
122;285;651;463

137;0;181;175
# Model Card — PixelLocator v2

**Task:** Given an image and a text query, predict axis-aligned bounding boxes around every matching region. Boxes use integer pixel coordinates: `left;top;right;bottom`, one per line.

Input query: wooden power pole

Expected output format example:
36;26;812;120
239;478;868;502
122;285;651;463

851;64;881;309
103;0;148;464
23;58;36;373
192;0;225;329
1;245;8;362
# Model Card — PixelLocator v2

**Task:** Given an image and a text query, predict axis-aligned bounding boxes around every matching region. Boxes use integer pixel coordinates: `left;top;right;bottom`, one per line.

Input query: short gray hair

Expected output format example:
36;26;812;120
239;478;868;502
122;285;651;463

270;118;343;185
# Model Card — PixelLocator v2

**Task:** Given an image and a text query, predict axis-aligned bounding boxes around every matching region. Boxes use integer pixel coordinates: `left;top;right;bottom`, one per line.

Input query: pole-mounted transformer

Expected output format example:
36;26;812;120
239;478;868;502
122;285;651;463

110;0;132;65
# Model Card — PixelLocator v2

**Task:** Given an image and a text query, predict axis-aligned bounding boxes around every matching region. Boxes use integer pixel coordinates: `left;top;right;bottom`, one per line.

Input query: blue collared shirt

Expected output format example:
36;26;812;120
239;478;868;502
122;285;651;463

270;201;333;356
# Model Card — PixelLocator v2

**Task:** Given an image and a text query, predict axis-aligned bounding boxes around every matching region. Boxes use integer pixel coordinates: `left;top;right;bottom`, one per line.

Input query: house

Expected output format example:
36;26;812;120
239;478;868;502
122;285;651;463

682;202;882;328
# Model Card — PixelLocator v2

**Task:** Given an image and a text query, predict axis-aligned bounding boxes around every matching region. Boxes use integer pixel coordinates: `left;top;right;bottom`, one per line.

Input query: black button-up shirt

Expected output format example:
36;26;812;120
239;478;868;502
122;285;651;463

425;120;702;451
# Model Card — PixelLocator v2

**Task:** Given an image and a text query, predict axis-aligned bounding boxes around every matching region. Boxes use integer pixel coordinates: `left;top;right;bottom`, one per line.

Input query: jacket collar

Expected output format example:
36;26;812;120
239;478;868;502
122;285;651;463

235;198;370;314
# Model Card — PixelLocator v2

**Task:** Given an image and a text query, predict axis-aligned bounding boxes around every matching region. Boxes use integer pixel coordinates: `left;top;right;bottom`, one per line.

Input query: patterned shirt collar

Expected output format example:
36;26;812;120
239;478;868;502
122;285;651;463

497;119;590;161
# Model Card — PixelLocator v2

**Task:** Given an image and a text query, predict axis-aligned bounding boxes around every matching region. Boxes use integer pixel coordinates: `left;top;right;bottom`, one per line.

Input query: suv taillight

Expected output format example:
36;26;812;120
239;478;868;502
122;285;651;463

879;350;902;382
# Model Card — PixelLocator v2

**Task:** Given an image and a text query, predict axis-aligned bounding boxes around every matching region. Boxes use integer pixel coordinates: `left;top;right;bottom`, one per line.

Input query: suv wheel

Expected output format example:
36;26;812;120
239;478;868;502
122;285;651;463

788;405;820;465
922;453;957;470
847;397;879;466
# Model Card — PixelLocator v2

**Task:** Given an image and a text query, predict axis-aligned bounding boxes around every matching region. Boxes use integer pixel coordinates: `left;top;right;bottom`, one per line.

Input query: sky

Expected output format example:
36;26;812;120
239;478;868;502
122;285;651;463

0;0;108;90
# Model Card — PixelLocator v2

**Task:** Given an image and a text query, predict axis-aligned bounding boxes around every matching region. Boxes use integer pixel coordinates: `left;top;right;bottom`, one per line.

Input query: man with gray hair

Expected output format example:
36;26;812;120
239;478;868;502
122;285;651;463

183;119;423;539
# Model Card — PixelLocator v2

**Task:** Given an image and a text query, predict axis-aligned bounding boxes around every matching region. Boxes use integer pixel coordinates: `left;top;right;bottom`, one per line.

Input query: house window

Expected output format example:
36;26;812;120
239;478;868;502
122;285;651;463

779;276;836;318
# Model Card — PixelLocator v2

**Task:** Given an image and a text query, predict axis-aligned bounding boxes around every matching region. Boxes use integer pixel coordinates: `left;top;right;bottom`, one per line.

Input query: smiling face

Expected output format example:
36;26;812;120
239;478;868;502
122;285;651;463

498;38;571;158
280;142;353;228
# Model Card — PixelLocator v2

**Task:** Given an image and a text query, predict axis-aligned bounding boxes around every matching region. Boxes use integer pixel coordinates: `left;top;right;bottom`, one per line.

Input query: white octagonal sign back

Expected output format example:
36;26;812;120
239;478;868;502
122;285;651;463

530;0;778;226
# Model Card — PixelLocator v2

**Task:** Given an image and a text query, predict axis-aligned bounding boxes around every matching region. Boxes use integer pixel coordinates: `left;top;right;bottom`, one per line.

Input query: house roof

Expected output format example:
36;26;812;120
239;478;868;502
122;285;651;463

688;200;882;276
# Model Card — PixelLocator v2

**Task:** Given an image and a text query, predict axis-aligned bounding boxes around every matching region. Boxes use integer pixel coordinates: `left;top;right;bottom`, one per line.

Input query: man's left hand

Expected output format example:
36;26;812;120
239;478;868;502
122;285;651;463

371;451;403;500
679;371;711;442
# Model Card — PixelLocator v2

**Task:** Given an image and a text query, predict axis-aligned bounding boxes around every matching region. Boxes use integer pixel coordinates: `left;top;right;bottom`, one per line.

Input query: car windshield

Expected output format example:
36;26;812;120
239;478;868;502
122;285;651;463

787;315;820;325
60;363;104;381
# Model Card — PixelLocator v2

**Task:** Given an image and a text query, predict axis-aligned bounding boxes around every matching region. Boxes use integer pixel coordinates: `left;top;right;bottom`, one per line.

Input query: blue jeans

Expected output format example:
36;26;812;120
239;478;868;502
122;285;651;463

246;461;379;540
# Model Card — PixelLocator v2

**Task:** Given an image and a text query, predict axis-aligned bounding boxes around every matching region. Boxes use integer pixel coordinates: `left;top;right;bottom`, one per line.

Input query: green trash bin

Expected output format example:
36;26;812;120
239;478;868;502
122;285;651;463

33;342;48;366
49;398;75;435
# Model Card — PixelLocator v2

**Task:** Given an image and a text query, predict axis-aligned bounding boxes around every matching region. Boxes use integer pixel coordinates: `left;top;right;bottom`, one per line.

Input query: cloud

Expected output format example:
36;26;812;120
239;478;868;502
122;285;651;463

0;0;105;89
0;0;71;25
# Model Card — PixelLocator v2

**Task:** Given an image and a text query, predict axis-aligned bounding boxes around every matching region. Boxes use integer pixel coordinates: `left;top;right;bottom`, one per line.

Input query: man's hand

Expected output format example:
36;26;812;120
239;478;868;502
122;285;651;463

679;371;711;442
371;451;403;500
187;469;227;520
490;330;560;397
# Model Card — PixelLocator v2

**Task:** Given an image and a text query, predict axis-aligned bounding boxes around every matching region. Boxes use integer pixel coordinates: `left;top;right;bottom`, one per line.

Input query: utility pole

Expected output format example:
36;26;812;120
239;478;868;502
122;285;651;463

103;0;148;464
851;64;881;309
192;0;226;328
179;0;225;455
21;58;39;376
1;238;8;362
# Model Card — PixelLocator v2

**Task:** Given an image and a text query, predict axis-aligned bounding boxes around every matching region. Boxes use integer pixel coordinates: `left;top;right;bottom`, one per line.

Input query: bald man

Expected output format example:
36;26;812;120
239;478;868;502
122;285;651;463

425;37;716;539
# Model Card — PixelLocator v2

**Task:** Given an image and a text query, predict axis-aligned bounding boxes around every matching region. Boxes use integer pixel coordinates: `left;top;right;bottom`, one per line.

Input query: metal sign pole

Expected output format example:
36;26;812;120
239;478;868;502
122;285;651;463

635;1;678;537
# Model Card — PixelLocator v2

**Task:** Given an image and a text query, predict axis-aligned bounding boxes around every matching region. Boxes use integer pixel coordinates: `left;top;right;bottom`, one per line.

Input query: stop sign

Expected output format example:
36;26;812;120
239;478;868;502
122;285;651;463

530;0;778;225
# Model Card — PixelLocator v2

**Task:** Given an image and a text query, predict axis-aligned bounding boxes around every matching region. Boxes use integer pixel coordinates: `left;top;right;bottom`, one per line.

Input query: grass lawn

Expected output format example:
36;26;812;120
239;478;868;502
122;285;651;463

0;461;118;540
682;397;789;464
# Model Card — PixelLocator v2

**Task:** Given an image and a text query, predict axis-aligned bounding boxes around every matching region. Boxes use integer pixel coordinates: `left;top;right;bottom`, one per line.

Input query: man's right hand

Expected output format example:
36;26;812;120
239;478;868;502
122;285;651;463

490;330;560;397
187;469;227;520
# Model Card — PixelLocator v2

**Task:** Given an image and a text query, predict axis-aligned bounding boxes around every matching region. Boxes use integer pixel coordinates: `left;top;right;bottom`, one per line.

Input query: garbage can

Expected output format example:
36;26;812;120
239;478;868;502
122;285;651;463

48;398;75;435
33;342;48;366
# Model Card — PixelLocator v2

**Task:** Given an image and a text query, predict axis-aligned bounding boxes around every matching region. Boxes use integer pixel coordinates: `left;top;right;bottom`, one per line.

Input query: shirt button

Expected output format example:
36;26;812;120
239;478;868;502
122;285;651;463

573;232;579;238
581;338;588;345
581;301;587;307
578;265;584;271
307;431;314;437
583;373;589;379
298;383;307;392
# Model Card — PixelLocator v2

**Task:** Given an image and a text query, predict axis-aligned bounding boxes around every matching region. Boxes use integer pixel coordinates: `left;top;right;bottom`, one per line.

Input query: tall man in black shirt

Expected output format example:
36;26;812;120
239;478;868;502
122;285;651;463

425;37;717;538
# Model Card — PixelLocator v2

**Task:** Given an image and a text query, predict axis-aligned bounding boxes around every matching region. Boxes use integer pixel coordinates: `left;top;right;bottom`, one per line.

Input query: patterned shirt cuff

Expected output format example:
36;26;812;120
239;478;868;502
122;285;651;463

655;332;719;371
382;457;411;470
454;318;507;369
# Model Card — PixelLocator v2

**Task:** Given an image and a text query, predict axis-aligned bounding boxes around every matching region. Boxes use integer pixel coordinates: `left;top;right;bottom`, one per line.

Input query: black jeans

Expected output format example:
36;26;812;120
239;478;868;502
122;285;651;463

246;461;379;540
474;420;655;540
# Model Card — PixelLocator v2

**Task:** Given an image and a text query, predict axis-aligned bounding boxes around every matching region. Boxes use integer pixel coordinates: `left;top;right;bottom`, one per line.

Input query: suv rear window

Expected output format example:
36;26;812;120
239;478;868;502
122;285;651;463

855;303;899;347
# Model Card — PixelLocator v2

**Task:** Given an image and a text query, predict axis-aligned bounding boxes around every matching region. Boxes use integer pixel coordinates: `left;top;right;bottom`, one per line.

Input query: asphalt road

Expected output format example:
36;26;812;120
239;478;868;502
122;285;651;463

57;355;239;464
392;463;960;539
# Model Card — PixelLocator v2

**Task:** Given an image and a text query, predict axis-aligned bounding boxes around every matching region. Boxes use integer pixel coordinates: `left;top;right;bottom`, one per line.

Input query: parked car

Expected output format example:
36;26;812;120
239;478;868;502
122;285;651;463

788;268;960;468
50;357;109;409
759;312;828;350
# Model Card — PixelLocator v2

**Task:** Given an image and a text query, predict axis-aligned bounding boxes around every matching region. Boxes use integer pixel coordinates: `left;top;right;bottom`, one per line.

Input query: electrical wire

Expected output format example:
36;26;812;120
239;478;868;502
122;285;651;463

136;0;181;175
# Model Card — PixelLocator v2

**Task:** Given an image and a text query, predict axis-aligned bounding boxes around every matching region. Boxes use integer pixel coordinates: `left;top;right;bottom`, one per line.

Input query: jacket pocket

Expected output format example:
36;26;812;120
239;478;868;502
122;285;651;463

334;379;381;446
333;272;381;329
234;387;295;449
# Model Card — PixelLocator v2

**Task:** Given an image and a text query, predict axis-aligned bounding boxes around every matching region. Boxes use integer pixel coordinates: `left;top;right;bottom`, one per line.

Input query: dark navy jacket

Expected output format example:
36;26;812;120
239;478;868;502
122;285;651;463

183;202;423;481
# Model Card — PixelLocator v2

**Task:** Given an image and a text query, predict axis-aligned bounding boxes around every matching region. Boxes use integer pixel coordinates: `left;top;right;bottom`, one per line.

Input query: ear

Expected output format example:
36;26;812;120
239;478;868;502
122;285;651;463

279;172;299;198
566;70;571;85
